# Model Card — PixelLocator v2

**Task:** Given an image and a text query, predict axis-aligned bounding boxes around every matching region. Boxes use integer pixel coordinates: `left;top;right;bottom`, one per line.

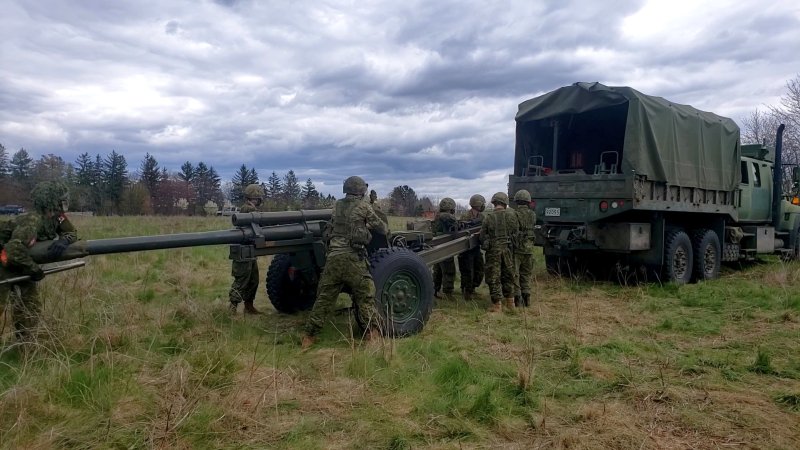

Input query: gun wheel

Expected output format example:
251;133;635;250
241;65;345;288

266;254;317;313
362;247;434;337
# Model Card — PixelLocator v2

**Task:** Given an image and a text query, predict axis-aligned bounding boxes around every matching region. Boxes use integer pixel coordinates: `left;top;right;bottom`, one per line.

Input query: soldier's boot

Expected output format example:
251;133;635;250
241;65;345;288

228;302;239;314
522;293;531;307
434;291;442;299
301;334;316;351
243;301;262;315
488;300;502;313
443;291;454;301
504;298;516;311
462;290;473;302
514;295;522;307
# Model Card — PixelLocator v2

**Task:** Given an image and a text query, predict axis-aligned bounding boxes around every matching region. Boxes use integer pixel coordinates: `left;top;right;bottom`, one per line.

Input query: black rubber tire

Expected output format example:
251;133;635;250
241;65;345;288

691;229;721;281
266;254;317;313
359;247;434;338
663;229;693;284
782;224;800;262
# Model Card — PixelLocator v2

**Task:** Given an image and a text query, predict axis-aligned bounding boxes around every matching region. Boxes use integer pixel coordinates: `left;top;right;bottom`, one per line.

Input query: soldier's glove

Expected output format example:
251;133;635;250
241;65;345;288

30;267;45;282
47;239;70;259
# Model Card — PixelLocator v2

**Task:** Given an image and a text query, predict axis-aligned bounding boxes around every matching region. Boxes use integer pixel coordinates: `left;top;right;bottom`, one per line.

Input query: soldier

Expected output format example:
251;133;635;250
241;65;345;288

512;190;536;307
480;192;519;313
432;197;457;300
302;176;388;349
0;181;77;341
369;189;389;227
228;183;265;314
458;194;485;301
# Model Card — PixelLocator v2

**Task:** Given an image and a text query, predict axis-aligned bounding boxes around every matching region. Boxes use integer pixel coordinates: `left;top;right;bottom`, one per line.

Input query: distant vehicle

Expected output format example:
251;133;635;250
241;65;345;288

216;206;240;216
0;205;25;215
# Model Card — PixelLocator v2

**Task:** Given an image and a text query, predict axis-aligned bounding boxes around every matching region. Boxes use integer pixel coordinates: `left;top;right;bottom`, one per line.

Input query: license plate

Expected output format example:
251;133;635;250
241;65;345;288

544;207;561;217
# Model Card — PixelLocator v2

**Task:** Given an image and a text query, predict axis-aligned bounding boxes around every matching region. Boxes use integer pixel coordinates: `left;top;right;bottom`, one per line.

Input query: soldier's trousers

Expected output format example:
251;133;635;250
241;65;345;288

514;252;534;296
229;259;259;305
484;246;516;301
305;252;376;336
458;247;484;293
0;278;41;341
433;258;456;294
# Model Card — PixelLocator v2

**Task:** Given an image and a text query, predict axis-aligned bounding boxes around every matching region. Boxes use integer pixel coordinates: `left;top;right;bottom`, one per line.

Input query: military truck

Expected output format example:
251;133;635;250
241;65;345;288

508;82;799;283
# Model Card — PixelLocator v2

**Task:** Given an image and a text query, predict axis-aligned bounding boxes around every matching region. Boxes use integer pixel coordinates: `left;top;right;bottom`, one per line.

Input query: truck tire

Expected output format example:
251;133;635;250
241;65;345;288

691;229;721;281
663;229;693;284
266;254;317;313
361;247;434;338
783;224;800;262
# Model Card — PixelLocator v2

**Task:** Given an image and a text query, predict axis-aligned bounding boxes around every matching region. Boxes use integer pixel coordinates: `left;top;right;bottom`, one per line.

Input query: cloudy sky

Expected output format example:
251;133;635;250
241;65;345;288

2;0;799;203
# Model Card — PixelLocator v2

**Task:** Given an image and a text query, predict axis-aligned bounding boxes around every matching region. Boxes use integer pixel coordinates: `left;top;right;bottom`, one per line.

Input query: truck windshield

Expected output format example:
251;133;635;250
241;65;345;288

515;103;628;176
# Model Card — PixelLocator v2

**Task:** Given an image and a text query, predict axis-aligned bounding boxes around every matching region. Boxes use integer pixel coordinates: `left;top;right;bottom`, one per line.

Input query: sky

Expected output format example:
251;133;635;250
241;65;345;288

1;0;799;204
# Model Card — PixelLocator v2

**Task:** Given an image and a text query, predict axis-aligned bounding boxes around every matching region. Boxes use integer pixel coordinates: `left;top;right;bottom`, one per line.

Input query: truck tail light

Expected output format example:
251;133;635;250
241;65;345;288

599;200;609;212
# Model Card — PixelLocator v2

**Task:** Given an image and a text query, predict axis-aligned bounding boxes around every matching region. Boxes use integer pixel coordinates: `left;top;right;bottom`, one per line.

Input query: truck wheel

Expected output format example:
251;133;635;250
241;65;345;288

266;254;317;313
783;225;800;262
663;230;693;284
691;229;721;281
361;247;434;337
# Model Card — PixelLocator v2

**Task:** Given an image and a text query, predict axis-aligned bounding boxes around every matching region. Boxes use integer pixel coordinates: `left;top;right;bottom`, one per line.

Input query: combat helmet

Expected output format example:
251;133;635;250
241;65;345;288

513;189;531;203
244;183;265;200
343;176;368;196
490;191;509;206
439;197;456;212
31;181;69;213
469;194;486;211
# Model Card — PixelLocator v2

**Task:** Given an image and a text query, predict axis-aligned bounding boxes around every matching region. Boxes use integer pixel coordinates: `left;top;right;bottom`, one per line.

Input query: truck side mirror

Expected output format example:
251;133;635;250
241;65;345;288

793;167;800;185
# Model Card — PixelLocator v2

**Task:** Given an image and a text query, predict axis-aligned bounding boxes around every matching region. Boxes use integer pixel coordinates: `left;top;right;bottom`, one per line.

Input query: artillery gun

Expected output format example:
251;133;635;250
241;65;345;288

14;210;480;337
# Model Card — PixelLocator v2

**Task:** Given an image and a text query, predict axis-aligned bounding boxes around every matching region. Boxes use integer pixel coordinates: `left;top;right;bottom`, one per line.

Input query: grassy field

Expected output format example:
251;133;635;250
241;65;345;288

1;215;799;449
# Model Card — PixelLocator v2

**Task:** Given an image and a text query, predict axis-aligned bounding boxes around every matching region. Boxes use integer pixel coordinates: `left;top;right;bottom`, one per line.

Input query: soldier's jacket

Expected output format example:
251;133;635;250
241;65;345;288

326;195;388;257
432;211;458;236
479;208;519;251
369;200;389;227
0;212;77;274
514;207;537;254
459;209;484;226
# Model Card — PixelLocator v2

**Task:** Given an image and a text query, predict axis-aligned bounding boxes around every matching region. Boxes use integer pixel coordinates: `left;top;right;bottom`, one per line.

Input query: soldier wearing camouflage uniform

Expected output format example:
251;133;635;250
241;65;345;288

228;184;265;314
432;197;458;300
480;192;519;313
513;190;536;307
302;176;388;349
457;194;485;301
0;181;77;341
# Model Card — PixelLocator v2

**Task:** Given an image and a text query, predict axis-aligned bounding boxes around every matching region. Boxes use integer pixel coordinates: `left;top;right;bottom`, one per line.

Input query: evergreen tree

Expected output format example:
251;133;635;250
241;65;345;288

301;178;319;209
102;151;128;212
140;153;161;195
282;170;301;210
266;171;283;210
231;164;254;205
0;143;9;177
32;154;70;185
74;153;93;186
10;148;33;185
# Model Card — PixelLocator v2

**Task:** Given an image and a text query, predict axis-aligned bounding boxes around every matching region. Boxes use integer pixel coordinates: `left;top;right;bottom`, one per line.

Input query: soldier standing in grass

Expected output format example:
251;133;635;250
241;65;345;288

0;181;77;342
458;194;486;301
228;183;266;314
302;176;388;349
432;197;458;300
480;192;519;313
512;190;536;307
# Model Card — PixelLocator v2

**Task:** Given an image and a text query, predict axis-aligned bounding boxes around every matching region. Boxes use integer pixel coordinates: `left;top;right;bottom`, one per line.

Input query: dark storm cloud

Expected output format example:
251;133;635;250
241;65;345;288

1;0;799;203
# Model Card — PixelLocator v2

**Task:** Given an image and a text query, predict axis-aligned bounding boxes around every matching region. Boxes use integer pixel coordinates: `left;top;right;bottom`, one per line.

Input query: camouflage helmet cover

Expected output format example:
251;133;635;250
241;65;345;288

513;189;531;203
439;197;456;212
31;181;69;213
469;194;486;209
244;183;265;199
490;191;509;206
343;176;368;195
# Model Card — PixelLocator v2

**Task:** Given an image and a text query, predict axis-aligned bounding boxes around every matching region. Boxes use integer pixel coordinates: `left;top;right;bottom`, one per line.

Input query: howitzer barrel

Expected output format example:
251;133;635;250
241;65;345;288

232;209;332;227
27;221;327;264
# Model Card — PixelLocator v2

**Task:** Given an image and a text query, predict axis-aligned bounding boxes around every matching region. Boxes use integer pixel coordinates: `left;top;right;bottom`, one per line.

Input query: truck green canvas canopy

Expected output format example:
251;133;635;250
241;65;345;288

515;82;741;191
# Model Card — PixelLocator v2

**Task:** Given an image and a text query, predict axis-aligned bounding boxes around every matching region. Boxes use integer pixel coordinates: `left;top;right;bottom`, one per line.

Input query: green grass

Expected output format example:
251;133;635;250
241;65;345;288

0;215;799;448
